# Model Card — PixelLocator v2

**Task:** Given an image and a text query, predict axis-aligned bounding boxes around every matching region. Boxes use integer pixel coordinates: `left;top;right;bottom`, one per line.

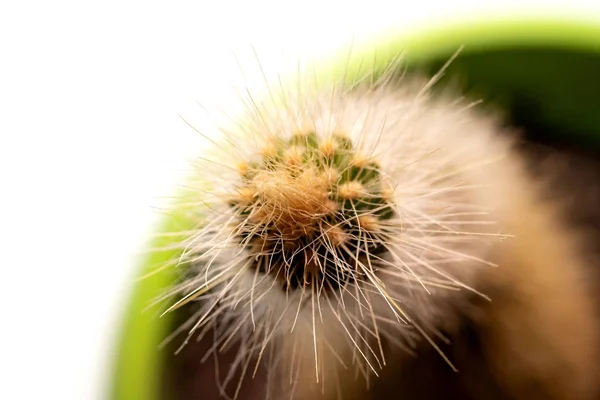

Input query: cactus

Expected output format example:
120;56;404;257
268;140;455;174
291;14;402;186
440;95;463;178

112;20;600;400
156;67;518;399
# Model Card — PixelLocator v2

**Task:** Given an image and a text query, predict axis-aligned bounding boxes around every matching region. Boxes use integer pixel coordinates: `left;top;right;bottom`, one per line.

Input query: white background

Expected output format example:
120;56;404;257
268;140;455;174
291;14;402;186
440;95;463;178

1;1;600;399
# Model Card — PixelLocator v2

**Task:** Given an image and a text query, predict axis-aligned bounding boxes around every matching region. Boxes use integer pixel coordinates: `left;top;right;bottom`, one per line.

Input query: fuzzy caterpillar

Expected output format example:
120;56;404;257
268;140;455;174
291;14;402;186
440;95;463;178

152;53;600;400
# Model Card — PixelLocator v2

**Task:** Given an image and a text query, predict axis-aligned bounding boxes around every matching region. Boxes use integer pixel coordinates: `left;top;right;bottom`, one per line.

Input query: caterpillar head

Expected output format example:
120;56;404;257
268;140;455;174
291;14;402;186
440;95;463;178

163;65;513;399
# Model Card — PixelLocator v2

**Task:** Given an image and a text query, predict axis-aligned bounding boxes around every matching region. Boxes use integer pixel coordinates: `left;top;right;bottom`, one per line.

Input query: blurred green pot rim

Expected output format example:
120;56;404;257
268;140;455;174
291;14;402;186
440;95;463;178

365;16;600;61
111;17;600;400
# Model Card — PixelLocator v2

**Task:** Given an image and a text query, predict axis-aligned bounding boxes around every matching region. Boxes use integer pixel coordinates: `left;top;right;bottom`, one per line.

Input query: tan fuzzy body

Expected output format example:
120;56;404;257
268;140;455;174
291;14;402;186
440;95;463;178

163;68;600;400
